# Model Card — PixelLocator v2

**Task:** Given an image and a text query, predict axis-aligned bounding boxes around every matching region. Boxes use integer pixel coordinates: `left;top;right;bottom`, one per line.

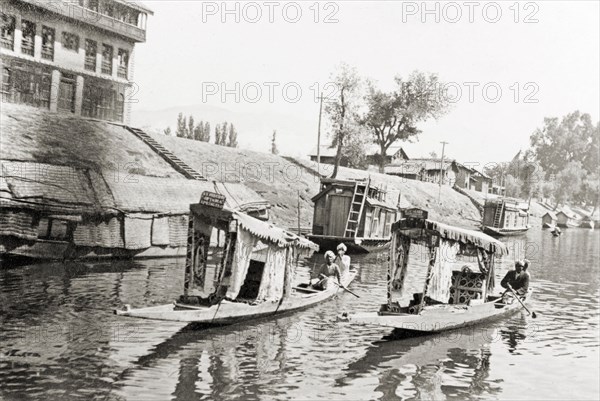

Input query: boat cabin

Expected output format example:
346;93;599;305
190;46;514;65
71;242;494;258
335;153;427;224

383;209;509;316
482;198;530;234
556;210;581;228
311;178;399;240
178;191;319;307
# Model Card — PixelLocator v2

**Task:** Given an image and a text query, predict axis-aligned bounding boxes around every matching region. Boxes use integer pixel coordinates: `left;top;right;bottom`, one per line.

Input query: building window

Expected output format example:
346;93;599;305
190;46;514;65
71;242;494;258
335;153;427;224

102;0;114;17
82;77;125;122
21;20;36;56
1;13;15;50
85;39;97;71
62;32;79;52
101;44;113;75
1;56;52;108
117;48;129;79
88;0;99;12
41;26;55;60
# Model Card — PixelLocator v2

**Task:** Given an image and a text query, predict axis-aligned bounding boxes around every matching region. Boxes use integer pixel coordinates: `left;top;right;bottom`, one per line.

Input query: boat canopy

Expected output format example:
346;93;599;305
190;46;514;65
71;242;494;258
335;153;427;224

183;201;318;306
392;218;509;256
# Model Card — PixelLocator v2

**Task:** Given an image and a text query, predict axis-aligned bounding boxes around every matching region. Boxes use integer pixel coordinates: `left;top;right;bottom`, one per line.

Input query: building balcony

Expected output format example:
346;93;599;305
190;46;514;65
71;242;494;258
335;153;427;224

84;55;97;71
117;65;127;79
18;0;149;43
1;37;14;50
41;45;54;61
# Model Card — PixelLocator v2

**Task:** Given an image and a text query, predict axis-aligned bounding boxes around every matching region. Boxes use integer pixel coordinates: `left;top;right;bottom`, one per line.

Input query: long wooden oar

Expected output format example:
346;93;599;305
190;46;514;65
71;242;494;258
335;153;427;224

507;285;537;318
320;274;360;298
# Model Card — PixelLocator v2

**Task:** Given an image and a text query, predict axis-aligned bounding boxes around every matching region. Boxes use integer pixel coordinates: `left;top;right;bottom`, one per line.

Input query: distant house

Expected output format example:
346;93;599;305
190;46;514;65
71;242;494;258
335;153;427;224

556;209;582;228
309;144;409;168
542;211;557;228
491;183;506;196
471;170;493;194
385;158;477;188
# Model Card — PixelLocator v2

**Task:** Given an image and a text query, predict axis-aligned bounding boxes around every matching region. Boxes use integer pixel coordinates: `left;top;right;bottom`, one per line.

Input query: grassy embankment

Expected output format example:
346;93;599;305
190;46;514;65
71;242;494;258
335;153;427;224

2;103;483;230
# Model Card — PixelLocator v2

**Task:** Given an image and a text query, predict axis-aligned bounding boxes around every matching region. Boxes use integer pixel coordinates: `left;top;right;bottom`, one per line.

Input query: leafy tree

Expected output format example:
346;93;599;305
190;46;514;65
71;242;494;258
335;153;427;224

361;71;450;173
188;115;195;139
553;161;584;208
193;121;204;141
215;125;222;145
271;130;279;155
227;124;238;148
342;129;369;169
504;174;523;198
530;111;598;176
176;113;186;138
203;122;211;142
221;122;229;145
325;63;363;178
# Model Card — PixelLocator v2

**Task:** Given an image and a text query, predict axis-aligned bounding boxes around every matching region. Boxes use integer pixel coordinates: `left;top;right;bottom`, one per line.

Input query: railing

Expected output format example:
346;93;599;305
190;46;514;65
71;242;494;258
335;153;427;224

21;37;34;56
84;55;96;71
17;0;146;42
1;36;13;50
117;65;127;79
101;59;112;75
41;45;54;60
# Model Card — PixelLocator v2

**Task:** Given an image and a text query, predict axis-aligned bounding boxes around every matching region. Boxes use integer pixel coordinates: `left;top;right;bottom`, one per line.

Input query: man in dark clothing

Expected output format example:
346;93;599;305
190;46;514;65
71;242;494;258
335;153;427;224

501;260;530;296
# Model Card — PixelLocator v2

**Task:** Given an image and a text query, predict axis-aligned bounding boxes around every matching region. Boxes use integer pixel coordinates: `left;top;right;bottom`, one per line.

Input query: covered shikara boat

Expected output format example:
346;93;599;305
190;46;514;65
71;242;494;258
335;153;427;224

115;192;356;324
338;209;532;334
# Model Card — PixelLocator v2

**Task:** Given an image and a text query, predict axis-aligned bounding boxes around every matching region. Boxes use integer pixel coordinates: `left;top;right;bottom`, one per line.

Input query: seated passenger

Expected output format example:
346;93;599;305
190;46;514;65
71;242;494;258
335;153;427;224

309;250;342;291
501;260;530;298
334;243;351;275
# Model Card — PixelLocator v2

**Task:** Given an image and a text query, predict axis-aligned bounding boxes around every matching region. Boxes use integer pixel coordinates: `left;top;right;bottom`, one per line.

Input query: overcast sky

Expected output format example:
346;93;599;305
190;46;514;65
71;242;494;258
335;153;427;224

131;0;599;166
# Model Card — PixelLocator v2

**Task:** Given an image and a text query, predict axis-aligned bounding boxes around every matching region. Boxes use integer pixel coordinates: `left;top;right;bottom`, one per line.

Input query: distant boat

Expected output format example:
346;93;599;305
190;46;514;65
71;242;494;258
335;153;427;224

581;219;595;229
542;211;558;229
115;192;357;324
338;210;533;334
481;198;530;237
307;178;399;254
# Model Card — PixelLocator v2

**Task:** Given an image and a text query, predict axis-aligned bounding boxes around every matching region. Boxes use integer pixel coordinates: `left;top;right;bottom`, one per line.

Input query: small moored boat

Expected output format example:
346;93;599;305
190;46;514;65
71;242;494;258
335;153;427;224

115;191;356;324
338;209;533;334
481;198;530;237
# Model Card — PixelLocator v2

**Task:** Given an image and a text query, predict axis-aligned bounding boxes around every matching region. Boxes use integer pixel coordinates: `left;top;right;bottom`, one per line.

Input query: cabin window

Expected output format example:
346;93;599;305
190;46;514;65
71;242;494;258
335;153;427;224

61;32;79;52
41;26;55;60
1;13;15;50
21;20;35;56
84;39;97;71
37;218;70;240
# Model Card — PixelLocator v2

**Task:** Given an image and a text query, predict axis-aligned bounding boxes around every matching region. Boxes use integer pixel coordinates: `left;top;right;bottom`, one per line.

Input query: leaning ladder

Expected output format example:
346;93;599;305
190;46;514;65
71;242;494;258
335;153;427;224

344;178;370;238
492;200;505;228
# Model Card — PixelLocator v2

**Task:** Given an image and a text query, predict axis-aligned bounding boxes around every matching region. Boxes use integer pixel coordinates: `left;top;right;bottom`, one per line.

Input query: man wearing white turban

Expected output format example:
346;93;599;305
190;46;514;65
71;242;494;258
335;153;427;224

309;250;342;290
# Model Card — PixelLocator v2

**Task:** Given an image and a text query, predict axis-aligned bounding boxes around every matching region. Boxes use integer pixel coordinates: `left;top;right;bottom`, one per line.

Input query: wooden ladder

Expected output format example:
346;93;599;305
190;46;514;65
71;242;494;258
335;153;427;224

344;178;370;238
125;126;207;181
492;200;504;228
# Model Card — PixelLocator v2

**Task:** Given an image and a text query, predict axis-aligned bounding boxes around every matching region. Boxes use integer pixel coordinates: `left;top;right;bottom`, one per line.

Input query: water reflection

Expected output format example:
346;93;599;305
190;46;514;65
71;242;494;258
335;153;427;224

0;229;598;400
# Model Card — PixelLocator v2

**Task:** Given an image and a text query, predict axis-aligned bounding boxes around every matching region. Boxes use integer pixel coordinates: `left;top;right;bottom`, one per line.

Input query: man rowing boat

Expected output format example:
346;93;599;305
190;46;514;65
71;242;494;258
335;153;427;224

501;259;530;298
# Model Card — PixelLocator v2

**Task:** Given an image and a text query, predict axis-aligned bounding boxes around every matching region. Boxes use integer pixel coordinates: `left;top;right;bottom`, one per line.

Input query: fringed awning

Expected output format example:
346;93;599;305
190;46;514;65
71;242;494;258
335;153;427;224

392;218;509;256
233;211;319;252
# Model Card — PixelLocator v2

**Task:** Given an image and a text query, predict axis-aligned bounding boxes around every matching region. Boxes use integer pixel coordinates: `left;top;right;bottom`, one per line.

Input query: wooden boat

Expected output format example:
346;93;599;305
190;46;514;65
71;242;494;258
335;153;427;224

338;208;532;334
308;178;399;254
581;218;595;229
115;191;357;324
481;198;530;237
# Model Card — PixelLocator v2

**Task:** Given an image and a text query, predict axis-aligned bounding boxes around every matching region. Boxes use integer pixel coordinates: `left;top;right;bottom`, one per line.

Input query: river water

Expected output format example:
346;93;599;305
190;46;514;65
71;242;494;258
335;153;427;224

1;228;598;400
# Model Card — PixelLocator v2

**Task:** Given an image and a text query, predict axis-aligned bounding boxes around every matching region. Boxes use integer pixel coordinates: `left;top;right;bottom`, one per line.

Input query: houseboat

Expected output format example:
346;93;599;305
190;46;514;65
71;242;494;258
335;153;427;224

581;216;595;229
556;209;582;228
308;178;400;254
542;211;558;228
481;198;530;237
115;191;358;324
338;208;533;334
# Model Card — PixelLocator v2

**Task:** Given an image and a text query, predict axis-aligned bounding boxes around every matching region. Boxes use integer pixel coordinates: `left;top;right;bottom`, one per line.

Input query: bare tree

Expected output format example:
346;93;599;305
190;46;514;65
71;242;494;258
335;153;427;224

325;63;362;178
